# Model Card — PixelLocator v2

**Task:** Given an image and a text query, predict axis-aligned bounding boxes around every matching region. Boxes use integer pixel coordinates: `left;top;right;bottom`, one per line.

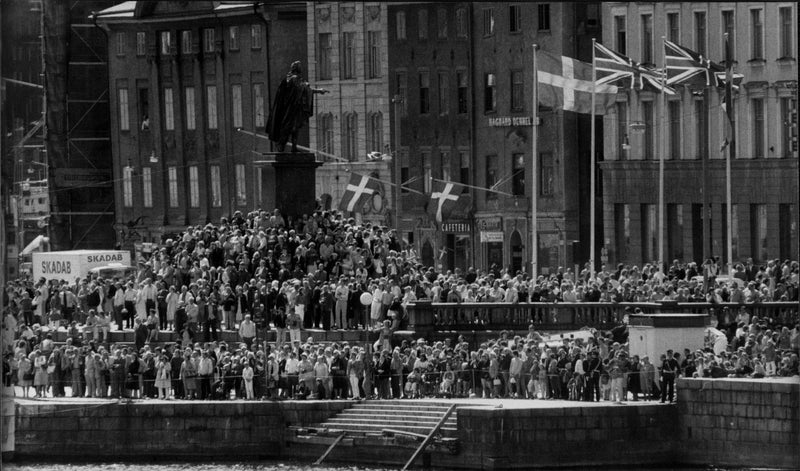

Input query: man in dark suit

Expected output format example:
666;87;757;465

660;349;680;403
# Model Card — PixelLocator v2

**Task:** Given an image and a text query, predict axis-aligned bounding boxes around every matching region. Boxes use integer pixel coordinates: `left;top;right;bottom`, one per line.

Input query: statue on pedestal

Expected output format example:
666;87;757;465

266;61;329;153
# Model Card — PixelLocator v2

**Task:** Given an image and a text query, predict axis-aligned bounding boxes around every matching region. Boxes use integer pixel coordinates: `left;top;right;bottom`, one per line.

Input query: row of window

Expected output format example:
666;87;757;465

395;7;468;41
317;30;382;80
116;24;263;57
395;70;469;116
122;164;252;209
396;150;552;199
482;4;551;37
614;95;797;160
614;6;794;63
615;203;796;264
117;83;265;132
317;112;383;162
393;4;555;42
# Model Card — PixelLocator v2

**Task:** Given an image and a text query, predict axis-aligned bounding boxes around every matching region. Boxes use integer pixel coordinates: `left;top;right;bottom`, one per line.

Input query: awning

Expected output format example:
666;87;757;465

19;235;49;256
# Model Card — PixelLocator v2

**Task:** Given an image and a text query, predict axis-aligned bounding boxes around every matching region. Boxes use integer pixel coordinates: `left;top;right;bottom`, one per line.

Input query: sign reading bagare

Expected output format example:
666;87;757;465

54;168;112;188
488;116;533;127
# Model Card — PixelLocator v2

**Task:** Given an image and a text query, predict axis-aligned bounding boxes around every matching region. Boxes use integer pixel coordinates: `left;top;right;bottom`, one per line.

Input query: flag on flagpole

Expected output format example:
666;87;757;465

427;180;462;223
537;50;618;114
721;32;736;156
664;40;722;87
339;173;380;213
664;40;741;89
594;42;675;95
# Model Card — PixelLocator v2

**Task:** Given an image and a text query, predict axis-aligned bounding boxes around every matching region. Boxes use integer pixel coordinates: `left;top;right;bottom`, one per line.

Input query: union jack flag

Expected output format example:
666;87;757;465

665;40;743;89
594;42;675;95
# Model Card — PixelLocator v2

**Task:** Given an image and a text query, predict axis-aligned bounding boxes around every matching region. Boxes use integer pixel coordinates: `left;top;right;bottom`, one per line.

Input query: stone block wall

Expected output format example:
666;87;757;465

677;377;800;470
14;400;353;461
456;403;679;469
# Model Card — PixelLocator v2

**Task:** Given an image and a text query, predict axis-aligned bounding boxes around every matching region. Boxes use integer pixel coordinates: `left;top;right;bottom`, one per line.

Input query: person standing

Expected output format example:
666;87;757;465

238;314;257;350
583;350;602;402
113;282;125;330
660;349;679;403
334;279;349;330
197;350;214;400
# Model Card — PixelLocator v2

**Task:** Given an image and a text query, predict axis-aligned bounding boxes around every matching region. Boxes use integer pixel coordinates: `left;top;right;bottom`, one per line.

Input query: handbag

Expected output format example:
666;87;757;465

47;364;56;374
492;378;501;386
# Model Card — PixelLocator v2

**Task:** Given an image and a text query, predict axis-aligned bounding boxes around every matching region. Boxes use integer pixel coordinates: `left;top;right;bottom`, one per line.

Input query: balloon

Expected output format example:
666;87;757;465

360;292;373;306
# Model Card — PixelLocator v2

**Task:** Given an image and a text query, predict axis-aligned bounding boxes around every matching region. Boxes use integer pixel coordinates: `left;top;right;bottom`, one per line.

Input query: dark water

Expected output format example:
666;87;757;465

1;463;758;471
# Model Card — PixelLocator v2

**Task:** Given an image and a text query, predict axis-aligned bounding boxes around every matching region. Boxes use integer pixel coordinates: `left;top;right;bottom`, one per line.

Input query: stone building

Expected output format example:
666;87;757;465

471;2;600;274
600;2;798;267
95;1;307;243
306;2;393;227
387;2;474;271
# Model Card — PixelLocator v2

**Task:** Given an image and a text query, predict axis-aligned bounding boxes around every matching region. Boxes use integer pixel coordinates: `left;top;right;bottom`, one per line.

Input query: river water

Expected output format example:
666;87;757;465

3;463;746;471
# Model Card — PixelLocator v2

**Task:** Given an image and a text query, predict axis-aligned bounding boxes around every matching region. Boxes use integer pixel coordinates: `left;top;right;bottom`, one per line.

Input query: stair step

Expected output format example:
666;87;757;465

312;422;458;433
336;412;457;421
324;416;458;427
342;407;457;417
352;404;454;411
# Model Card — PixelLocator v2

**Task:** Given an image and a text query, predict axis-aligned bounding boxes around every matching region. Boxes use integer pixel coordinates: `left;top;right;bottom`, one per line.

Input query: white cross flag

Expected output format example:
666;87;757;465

428;180;461;224
339;173;380;213
537;49;618;115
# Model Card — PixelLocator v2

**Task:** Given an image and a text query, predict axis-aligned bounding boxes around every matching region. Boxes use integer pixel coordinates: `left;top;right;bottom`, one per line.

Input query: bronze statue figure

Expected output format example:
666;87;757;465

266;61;328;153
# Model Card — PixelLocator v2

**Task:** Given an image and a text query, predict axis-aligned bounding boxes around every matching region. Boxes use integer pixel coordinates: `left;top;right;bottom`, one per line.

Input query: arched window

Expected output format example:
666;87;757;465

319;193;332;211
510;230;523;274
421;239;435;268
342;112;358;161
318;113;334;156
367;112;383;153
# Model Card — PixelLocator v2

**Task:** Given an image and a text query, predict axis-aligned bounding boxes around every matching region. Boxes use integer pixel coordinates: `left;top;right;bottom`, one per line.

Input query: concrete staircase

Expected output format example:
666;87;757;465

306;400;459;438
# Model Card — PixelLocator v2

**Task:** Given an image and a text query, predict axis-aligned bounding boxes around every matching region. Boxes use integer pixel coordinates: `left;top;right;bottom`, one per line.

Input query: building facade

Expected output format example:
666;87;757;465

387;2;474;271
600;2;798;267
307;2;393;227
96;1;307;244
472;2;600;275
2;0;45;277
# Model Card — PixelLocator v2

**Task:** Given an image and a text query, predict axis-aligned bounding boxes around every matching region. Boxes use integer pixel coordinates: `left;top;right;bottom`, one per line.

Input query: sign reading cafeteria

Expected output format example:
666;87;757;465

488;116;533;127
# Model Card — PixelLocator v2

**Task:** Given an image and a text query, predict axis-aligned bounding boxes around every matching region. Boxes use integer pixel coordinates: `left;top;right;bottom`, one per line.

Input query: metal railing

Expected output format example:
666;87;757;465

406;301;799;332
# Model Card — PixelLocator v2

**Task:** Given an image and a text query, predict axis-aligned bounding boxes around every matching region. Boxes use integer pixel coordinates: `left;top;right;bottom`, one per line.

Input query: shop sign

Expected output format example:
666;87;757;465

478;217;502;231
488;116;533;127
54;168;112;188
480;231;504;243
441;221;471;233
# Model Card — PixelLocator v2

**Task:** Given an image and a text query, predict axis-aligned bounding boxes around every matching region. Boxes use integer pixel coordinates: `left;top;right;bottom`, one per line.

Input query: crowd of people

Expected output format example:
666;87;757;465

2;208;798;402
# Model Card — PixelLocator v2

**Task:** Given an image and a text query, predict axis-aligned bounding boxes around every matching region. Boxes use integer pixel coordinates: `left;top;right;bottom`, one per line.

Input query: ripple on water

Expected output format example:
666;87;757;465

3;463;399;471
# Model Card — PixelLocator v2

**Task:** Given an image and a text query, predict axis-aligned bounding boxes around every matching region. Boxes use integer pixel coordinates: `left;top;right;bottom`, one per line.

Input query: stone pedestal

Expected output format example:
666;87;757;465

268;152;322;220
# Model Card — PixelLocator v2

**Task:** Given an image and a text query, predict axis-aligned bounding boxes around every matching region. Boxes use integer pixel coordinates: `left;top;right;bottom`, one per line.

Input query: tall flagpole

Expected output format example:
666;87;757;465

531;44;539;278
658;36;667;275
724;32;733;275
589;38;597;281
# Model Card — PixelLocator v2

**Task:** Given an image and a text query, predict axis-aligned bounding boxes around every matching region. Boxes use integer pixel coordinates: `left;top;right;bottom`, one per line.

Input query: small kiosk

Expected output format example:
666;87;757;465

628;313;709;361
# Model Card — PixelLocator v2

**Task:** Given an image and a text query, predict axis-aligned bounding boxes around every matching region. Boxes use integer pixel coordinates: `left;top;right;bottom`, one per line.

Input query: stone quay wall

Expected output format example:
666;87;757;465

11;377;800;469
677;377;800;470
456;403;677;469
13;400;354;461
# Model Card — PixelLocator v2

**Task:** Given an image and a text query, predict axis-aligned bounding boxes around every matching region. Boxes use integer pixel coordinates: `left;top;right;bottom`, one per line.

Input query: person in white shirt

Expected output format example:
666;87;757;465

113;282;126;331
238;314;257;349
334;280;349;330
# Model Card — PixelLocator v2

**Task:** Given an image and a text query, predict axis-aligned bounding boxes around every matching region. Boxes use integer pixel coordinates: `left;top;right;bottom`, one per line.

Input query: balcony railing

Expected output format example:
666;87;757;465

405;301;799;333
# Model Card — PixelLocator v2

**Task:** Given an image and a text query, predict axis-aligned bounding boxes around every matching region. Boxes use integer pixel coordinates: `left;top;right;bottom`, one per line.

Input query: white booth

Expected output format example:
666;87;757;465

628;314;708;361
